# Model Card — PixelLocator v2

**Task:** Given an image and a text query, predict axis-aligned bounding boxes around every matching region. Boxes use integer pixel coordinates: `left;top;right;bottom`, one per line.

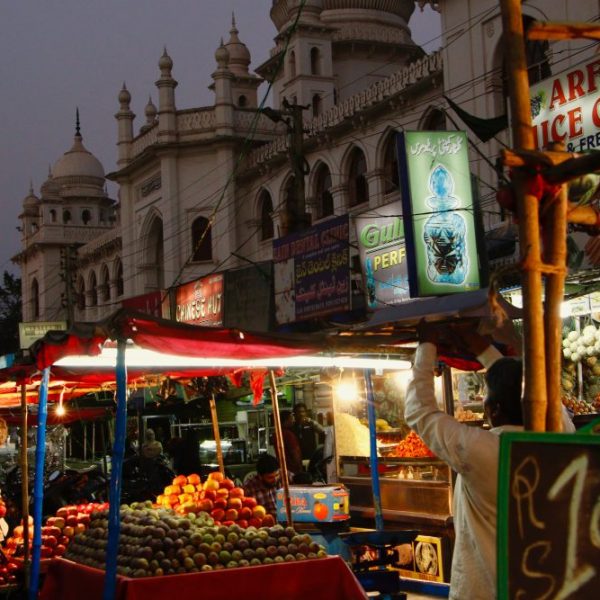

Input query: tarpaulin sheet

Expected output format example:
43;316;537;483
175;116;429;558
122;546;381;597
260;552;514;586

32;309;321;370
0;406;108;426
40;557;368;600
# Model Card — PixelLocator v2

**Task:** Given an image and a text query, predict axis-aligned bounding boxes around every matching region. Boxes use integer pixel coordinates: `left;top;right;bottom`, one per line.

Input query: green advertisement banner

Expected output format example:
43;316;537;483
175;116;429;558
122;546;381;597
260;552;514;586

398;131;482;296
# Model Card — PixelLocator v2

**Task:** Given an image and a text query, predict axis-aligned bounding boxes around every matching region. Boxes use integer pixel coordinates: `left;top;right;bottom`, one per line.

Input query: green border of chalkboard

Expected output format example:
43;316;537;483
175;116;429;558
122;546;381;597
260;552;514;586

497;423;600;599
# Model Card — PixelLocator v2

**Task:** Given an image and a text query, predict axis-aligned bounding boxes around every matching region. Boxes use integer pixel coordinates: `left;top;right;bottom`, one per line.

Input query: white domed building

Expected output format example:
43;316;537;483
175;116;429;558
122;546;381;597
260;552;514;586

14;115;119;323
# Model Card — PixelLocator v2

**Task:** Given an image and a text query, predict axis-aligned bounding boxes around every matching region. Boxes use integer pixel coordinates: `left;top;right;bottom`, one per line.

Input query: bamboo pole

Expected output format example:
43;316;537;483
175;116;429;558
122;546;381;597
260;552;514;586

20;382;30;592
500;0;547;431
543;144;568;432
528;21;600;41
209;394;225;476
268;370;292;525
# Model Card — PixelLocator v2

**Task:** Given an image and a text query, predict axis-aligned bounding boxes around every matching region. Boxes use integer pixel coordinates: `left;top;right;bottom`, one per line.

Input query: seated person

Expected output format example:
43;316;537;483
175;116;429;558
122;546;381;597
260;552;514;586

141;428;163;460
243;454;281;516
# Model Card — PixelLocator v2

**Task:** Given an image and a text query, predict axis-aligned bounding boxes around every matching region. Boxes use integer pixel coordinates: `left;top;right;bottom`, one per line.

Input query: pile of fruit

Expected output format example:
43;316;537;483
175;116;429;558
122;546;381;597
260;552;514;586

0;558;20;588
156;472;273;528
386;431;435;459
562;325;600;363
562;394;597;416
65;504;327;577
3;502;107;562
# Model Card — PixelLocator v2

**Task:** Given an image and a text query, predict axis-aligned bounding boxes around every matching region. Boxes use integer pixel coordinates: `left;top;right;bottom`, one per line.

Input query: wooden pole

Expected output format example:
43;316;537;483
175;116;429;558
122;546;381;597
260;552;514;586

268;370;292;525
543;144;569;432
209;394;225;476
20;382;30;591
528;21;600;41
500;0;547;431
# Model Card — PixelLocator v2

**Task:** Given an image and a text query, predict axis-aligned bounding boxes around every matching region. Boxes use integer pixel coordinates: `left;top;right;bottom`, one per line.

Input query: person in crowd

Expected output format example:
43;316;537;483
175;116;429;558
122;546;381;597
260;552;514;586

405;323;575;600
243;453;281;516
141;428;163;460
280;410;303;476
292;403;325;461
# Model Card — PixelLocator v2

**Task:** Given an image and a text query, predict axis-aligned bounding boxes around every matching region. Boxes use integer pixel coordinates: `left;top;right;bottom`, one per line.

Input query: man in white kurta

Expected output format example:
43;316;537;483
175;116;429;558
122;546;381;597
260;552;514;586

405;340;574;600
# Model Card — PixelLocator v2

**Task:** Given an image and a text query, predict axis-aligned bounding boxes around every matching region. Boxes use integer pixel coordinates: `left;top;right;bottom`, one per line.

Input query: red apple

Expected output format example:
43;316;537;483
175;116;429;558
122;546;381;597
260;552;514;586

227;497;242;510
225;508;238;522
248;517;263;528
220;479;235;491
203;489;217;502
229;487;244;498
213;498;227;510
211;508;225;522
239;507;252;520
242;497;257;509
236;519;248;529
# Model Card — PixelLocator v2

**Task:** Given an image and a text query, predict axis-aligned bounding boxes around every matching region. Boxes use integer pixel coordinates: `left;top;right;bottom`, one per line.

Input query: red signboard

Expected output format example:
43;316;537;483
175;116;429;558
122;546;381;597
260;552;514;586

175;274;223;326
121;290;169;318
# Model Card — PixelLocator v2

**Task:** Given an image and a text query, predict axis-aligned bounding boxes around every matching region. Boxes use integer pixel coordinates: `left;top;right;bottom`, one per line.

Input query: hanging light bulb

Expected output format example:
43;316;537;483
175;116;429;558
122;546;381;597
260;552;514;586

56;386;67;416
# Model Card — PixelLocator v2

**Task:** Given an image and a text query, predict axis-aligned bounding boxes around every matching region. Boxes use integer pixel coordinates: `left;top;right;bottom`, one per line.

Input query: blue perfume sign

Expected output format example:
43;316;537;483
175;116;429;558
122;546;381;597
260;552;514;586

397;131;482;297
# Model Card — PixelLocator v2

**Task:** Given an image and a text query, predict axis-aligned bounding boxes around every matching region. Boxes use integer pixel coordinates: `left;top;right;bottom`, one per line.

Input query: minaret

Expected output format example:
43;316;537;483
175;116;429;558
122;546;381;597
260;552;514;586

156;48;178;143
115;83;135;167
140;96;158;133
211;39;234;136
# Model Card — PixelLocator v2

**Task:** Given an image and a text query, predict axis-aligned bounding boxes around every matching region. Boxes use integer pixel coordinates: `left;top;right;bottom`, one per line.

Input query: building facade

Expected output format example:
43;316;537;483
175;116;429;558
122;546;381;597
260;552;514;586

14;0;598;327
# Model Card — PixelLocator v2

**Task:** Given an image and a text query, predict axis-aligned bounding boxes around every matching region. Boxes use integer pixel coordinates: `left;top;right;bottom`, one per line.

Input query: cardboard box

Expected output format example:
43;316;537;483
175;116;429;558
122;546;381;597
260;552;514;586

276;485;350;523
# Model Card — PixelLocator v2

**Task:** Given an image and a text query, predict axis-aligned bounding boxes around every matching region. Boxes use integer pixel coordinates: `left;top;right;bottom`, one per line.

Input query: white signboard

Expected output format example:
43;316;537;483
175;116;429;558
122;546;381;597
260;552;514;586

19;321;67;349
530;57;600;152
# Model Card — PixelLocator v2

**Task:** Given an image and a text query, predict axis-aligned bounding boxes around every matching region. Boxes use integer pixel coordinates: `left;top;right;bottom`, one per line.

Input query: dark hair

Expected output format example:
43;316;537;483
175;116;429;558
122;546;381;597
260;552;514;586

485;357;523;425
280;410;293;423
293;403;307;412
256;453;279;475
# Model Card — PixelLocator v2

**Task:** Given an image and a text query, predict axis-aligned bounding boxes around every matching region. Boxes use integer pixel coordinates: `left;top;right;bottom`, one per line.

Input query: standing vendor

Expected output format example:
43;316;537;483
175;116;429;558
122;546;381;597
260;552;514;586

292;403;325;461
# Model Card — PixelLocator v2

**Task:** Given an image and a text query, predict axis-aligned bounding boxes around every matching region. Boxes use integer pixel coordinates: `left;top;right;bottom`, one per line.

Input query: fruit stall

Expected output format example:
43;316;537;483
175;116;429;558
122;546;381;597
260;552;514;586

0;309;373;599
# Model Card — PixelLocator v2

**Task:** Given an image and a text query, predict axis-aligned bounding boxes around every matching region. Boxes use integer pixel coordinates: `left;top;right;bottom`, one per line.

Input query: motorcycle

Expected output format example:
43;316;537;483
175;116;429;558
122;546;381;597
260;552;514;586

120;454;175;504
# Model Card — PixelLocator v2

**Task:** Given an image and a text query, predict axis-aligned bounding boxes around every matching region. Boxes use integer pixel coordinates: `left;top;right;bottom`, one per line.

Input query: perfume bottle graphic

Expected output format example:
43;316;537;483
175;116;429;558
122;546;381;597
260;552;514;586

423;164;467;285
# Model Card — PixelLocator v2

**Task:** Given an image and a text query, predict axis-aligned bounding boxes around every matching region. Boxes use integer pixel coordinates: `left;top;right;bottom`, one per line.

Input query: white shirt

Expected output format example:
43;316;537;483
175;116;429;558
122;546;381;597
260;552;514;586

405;343;574;600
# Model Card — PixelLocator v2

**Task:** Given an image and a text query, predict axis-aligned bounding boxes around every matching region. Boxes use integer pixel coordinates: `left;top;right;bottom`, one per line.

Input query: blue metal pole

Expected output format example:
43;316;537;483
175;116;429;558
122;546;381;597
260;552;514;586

103;339;127;600
364;369;384;531
29;367;50;600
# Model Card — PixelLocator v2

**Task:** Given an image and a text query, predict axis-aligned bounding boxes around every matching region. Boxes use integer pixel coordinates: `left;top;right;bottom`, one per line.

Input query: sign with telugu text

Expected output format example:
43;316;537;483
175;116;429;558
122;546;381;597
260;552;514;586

497;430;600;600
174;273;223;327
273;215;351;324
398;130;482;297
19;321;67;350
531;57;600;152
354;201;409;310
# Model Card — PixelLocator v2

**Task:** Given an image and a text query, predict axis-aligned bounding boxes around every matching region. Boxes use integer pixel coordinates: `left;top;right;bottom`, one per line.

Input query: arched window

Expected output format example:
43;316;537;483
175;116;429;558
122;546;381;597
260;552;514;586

82;209;92;225
310;47;320;75
191;216;212;262
100;264;110;303
348;148;368;207
524;16;551;84
114;259;124;297
288;50;296;79
259;191;274;241
383;135;400;194
238;95;247;108
89;271;98;307
63;209;71;224
31;278;39;319
423;109;446;131
314;163;334;219
76;276;85;310
312;94;322;118
49;209;57;223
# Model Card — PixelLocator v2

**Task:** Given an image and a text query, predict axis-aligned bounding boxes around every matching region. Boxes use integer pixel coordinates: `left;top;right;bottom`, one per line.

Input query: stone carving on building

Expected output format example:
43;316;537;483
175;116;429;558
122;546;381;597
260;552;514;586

140;173;162;198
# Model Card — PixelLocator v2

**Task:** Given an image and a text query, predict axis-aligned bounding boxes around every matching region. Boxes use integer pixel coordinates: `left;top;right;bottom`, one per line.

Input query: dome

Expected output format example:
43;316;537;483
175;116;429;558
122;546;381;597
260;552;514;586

40;169;60;199
225;14;251;75
23;184;39;208
118;83;131;106
52;134;105;180
158;48;173;73
215;40;230;68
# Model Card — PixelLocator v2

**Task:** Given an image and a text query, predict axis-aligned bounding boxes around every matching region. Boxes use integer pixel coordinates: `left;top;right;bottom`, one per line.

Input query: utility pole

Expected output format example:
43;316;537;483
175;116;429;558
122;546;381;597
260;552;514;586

499;0;600;431
61;245;76;326
261;100;310;236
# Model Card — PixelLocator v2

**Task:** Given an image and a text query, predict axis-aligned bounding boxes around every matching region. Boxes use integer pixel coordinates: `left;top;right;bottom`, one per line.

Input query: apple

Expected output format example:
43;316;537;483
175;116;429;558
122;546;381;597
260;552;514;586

203;489;217;502
229;487;244;498
208;472;224;483
252;505;267;519
213;498;228;510
211;508;225;522
242;497;257;509
0;505;7;518
262;514;275;527
173;475;187;487
56;507;68;519
220;479;235;491
63;526;75;538
77;514;90;526
239;507;253;520
65;515;78;527
216;488;229;498
225;509;238;522
248;518;263;528
237;519;248;529
227;497;242;510
75;523;86;535
55;544;66;556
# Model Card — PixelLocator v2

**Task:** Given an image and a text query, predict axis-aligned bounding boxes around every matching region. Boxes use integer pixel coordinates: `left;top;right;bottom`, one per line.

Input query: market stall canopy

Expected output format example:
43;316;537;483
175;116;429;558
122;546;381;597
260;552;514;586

32;308;323;370
0;406;109;426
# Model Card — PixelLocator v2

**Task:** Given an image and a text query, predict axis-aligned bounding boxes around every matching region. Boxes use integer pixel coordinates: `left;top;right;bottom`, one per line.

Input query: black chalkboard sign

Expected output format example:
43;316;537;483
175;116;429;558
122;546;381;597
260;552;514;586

498;430;600;599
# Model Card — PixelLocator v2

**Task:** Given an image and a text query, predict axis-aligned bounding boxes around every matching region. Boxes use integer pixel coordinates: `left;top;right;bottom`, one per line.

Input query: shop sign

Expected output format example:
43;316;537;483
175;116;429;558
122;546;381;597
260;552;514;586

354;201;409;310
273;215;350;324
397;131;482;297
174;273;223;326
531;57;600;152
223;263;274;331
121;290;169;319
19;321;67;350
497;431;600;600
